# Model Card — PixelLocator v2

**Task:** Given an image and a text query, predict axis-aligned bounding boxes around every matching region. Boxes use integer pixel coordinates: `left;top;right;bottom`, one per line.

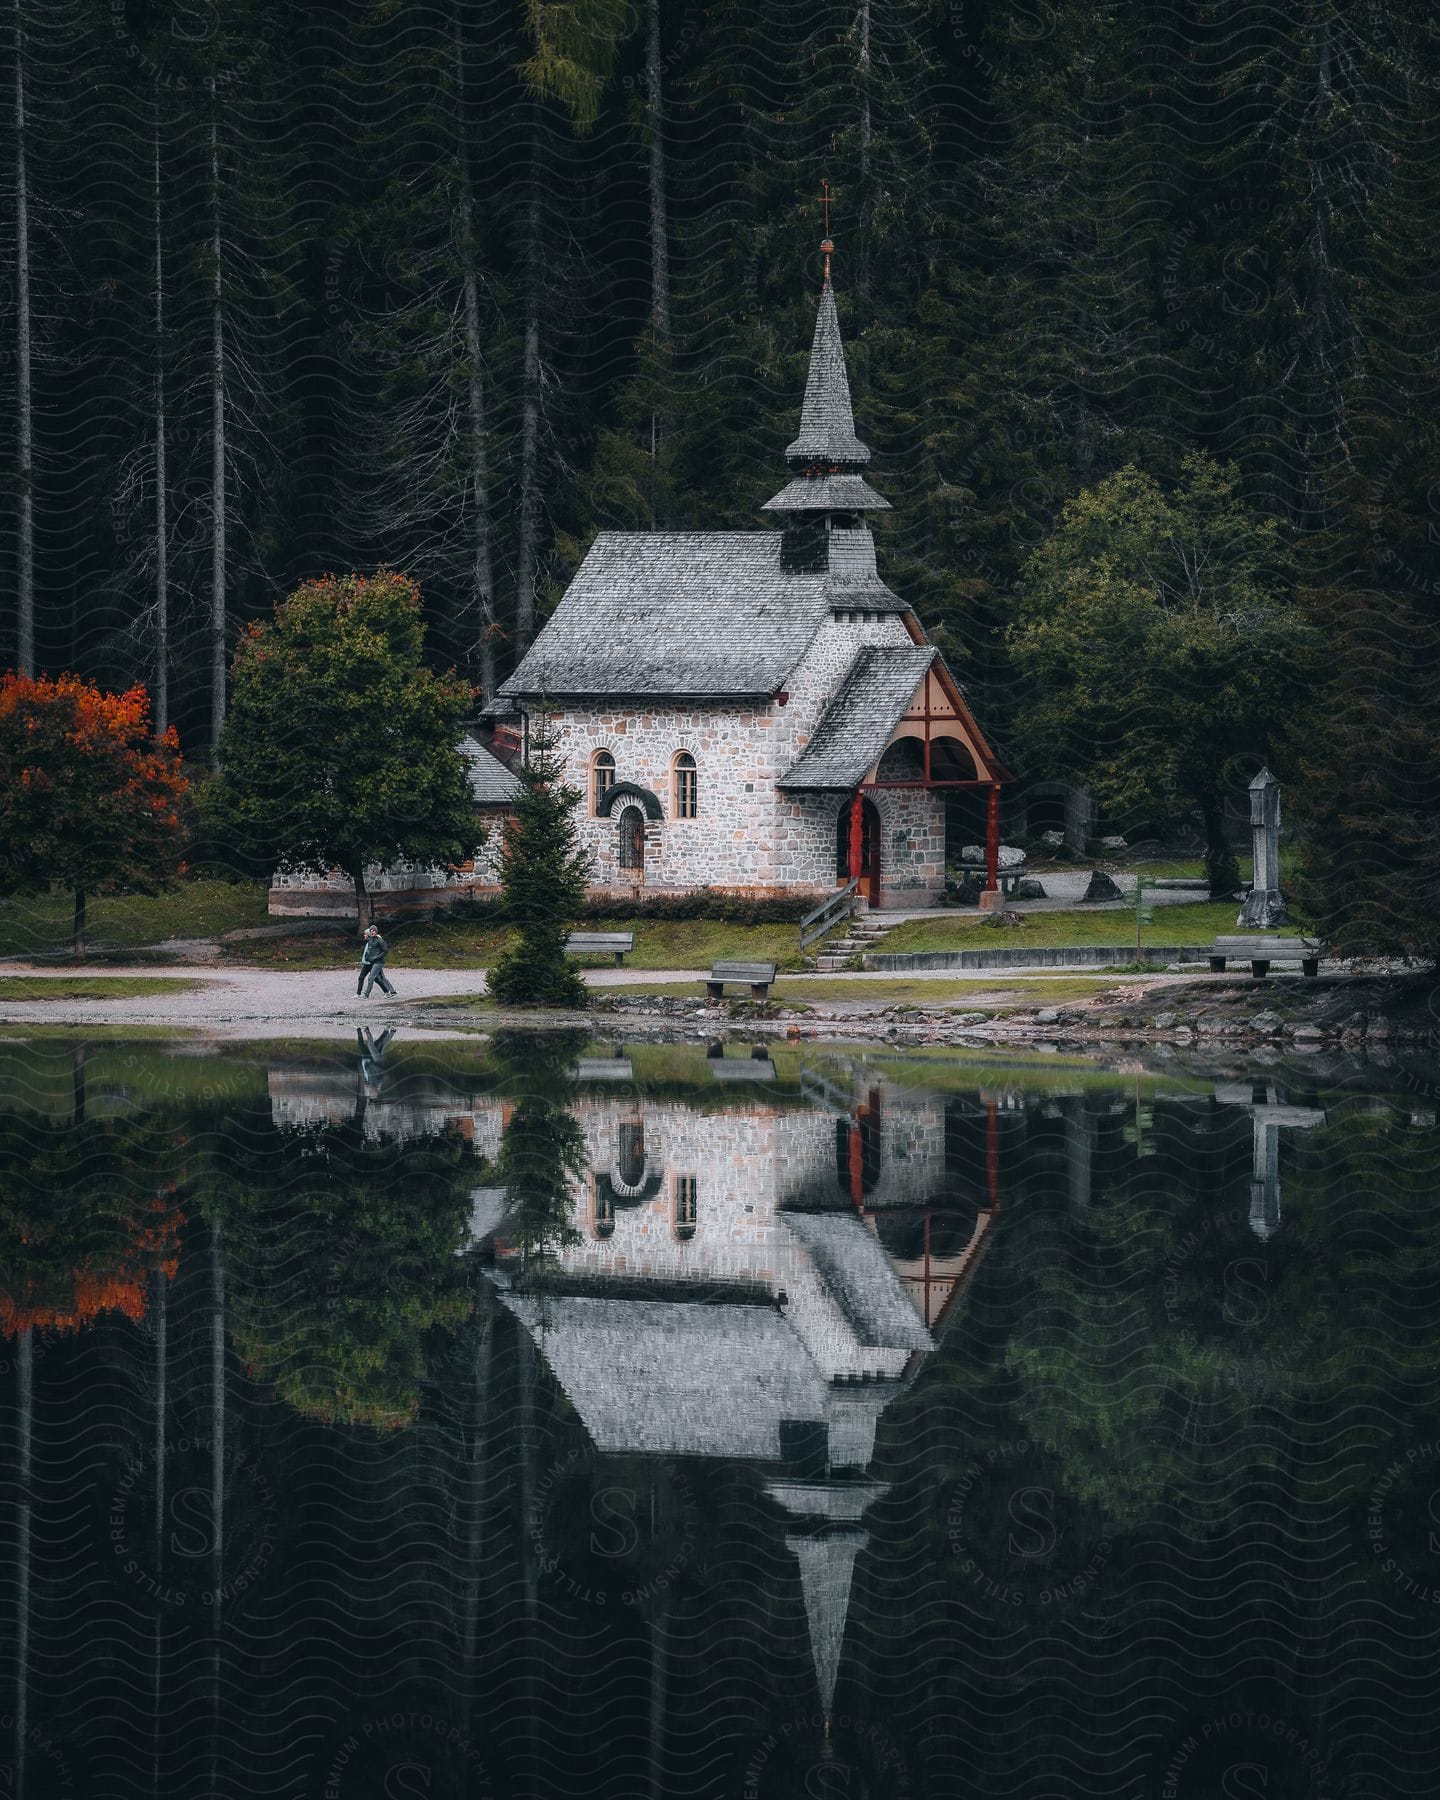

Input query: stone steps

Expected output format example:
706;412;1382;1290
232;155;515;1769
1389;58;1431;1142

811;913;897;971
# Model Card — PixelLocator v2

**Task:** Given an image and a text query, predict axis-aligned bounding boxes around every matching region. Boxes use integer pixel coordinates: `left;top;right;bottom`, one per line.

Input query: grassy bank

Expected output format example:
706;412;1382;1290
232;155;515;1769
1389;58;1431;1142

228;914;812;973
0;880;270;958
878;900;1290;956
0;977;210;1001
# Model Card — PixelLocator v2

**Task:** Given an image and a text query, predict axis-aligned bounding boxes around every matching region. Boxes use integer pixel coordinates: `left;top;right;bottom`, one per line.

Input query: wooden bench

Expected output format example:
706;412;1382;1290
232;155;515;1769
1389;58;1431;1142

1209;935;1320;980
957;859;1028;897
566;930;635;966
705;959;778;1000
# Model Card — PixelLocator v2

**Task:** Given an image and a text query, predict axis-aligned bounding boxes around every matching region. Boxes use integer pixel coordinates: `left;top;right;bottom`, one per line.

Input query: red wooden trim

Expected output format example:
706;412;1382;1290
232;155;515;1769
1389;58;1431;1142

861;779;992;790
984;783;1001;891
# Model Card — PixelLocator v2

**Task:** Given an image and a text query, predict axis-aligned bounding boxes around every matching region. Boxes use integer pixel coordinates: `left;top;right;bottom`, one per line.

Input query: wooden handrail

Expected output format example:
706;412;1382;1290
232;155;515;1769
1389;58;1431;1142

799;878;860;950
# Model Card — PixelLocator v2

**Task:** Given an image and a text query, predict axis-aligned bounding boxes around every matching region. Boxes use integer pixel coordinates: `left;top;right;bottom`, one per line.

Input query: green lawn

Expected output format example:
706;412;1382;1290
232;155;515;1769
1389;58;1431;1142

0;977;210;1001
228;914;812;973
0;880;270;958
878;900;1287;956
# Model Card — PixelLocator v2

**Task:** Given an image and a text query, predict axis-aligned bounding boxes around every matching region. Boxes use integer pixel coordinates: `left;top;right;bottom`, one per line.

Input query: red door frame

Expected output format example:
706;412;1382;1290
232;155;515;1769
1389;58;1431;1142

847;792;881;905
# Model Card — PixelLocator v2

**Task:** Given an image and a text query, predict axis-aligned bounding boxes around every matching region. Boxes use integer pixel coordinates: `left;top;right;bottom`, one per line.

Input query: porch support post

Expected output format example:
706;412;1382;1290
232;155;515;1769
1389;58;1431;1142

979;782;1002;911
848;790;864;882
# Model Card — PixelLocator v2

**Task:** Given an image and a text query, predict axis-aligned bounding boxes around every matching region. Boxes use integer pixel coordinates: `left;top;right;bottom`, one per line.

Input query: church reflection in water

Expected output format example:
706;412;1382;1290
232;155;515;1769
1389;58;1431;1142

14;1032;1439;1800
262;1040;1342;1787
267;1044;1009;1757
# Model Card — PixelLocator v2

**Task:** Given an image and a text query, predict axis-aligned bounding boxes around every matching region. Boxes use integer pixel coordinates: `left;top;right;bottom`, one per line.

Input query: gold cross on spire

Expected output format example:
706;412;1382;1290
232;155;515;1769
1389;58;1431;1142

817;179;834;282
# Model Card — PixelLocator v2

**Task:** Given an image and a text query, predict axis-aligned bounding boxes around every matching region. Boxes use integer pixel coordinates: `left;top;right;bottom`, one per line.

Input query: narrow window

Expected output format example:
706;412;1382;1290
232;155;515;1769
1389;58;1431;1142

619;807;645;871
593;1180;615;1240
673;1174;698;1242
674;751;698;820
617;1121;646;1189
592;749;616;814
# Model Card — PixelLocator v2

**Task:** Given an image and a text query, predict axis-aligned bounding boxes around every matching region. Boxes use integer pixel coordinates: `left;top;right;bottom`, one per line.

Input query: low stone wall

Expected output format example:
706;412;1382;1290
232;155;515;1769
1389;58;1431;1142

865;944;1212;971
268;879;502;921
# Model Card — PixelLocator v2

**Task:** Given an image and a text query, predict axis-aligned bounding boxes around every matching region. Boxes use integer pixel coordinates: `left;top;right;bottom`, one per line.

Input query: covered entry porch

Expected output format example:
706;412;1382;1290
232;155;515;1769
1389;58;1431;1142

785;647;1007;911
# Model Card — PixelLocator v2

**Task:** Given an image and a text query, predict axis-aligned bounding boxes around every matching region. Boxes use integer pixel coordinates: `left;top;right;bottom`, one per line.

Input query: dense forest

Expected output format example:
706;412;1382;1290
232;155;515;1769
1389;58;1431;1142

2;1;1438;942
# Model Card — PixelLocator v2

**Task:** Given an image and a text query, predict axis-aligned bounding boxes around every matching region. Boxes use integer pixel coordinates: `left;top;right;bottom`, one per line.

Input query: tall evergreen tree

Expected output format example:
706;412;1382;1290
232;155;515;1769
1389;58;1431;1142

487;709;591;1008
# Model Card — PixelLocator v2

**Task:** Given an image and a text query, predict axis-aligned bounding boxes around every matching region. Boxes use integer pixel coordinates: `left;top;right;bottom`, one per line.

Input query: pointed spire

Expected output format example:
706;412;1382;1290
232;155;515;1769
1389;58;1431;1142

763;237;889;517
784;278;871;467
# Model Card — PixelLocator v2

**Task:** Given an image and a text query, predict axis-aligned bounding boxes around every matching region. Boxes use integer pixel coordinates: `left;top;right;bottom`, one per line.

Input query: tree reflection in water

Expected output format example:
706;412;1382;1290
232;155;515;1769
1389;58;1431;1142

0;1036;1437;1799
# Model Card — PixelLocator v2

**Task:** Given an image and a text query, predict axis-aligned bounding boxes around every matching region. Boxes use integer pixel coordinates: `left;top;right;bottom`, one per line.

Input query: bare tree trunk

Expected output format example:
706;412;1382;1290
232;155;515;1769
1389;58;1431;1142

1200;791;1239;898
516;265;541;649
352;865;371;934
515;91;544;653
207;1219;225;1796
153;110;169;737
460;1285;494;1685
645;0;670;523
1302;12;1341;530
73;887;86;959
13;0;34;675
648;1593;669;1800
13;1331;32;1800
209;108;227;754
151;1268;168;1795
646;0;670;350
857;0;871;179
454;17;496;698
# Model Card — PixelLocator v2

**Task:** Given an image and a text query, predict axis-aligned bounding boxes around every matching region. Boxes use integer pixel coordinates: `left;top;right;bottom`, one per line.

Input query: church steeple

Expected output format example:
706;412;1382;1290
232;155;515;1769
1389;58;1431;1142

763;230;890;521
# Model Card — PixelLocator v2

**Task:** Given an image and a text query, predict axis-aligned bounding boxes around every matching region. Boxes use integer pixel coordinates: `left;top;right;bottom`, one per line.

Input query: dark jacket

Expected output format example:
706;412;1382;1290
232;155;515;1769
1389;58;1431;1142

360;933;389;966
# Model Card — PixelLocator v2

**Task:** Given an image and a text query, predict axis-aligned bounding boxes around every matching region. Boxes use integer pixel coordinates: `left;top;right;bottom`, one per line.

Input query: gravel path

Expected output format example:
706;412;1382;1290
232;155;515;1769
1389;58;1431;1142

0;960;1204;1030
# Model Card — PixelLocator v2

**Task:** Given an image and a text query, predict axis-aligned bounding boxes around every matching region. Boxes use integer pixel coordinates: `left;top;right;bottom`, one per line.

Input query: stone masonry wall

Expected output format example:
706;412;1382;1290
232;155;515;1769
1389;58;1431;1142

870;785;946;908
268;610;946;911
268;816;507;917
551;612;920;900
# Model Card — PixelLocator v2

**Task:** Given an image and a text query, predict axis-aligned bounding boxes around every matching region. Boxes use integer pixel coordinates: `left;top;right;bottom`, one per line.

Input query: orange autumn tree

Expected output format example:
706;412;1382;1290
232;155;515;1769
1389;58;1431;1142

0;674;188;955
0;1110;186;1340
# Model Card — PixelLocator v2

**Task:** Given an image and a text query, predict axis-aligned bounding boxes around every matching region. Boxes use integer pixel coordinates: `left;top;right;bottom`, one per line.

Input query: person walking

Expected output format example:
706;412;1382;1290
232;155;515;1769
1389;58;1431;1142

357;924;396;998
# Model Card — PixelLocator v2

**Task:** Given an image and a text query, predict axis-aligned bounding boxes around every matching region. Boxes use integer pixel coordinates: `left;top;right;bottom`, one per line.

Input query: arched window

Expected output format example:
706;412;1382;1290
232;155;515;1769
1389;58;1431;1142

617;1121;646;1189
592;750;616;814
673;1174;698;1242
673;751;698;819
618;806;645;871
930;737;978;782
874;737;926;784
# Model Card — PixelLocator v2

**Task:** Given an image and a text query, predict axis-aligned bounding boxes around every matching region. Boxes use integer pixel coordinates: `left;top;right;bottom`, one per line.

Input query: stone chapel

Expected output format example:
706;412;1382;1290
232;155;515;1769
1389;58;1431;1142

478;238;1008;911
269;240;1008;919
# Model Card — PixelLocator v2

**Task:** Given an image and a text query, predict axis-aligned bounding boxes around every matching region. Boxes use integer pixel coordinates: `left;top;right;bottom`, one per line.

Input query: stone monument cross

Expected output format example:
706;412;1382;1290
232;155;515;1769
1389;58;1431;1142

1237;766;1287;928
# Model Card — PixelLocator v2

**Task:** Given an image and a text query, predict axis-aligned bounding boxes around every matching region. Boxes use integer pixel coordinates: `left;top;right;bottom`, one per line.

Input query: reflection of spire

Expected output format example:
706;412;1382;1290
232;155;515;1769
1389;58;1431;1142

787;1528;869;1720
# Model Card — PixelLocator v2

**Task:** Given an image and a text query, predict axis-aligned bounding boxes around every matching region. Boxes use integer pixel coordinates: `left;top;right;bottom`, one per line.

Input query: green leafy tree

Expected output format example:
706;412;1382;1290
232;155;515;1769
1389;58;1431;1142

207;1108;478;1431
200;570;479;929
0;673;189;955
1007;455;1314;892
487;710;591;1008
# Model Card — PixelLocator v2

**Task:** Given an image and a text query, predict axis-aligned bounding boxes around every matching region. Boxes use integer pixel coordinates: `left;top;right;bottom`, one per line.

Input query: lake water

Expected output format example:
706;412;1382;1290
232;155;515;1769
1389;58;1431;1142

1;1030;1438;1799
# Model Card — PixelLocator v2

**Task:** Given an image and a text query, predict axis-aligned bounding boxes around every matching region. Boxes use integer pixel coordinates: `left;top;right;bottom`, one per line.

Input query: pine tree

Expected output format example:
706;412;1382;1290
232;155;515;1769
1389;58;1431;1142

487;709;591;1008
491;1027;588;1272
329;0;506;697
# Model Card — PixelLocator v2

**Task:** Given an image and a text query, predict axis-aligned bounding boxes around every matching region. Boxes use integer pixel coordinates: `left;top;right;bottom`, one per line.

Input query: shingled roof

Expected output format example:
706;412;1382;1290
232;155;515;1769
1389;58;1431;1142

459;733;523;804
492;531;906;702
763;473;889;513
779;645;936;790
784;281;871;467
